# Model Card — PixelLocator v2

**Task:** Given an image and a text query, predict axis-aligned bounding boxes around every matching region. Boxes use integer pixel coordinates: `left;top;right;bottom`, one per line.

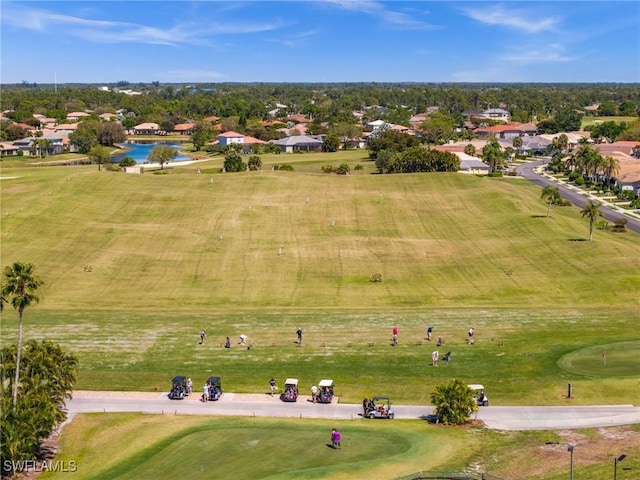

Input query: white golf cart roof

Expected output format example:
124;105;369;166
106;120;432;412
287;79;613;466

468;384;485;391
318;379;333;387
284;378;298;385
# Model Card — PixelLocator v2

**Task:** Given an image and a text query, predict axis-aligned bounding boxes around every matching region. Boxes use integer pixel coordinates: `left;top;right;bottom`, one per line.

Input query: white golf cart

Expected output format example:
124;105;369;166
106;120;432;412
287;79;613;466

281;378;299;402
317;379;334;403
468;384;489;406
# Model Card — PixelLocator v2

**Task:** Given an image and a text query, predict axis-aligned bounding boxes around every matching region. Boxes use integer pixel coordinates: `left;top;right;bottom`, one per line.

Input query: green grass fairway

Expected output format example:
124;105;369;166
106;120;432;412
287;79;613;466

580;116;637;129
42;414;473;480
558;341;640;377
1;158;639;404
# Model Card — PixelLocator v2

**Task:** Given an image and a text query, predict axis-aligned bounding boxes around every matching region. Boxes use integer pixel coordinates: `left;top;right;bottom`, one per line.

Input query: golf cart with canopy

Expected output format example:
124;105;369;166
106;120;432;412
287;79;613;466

363;396;395;419
206;376;223;401
281;378;299;402
317;379;334;403
168;375;188;399
468;384;489;406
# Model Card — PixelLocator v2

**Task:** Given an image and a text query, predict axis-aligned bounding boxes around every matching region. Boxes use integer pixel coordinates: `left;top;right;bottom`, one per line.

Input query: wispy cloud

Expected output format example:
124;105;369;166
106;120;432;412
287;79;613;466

1;3;288;47
461;4;559;33
268;29;319;48
500;44;578;64
320;0;438;30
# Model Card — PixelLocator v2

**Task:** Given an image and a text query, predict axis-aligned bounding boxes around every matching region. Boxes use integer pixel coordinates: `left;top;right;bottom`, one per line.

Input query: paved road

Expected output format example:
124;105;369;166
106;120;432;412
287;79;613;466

65;392;640;431
515;159;640;233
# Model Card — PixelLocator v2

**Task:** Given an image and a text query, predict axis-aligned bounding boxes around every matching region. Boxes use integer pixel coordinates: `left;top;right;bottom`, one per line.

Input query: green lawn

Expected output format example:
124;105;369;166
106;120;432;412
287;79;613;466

41;414;640;480
580;116;637;129
3;155;639;480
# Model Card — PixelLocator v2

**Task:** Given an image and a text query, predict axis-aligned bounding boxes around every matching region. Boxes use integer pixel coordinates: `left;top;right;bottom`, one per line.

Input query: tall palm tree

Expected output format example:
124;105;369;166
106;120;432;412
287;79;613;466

1;262;44;406
580;200;601;241
602;156;620;191
541;185;560;217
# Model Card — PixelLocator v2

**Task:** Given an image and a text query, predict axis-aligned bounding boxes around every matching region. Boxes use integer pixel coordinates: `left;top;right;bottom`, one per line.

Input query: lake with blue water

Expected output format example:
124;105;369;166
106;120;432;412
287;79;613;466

112;141;190;164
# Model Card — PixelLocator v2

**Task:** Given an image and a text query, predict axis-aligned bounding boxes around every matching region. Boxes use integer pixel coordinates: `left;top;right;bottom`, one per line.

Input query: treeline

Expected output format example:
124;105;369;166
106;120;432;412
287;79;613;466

2;83;639;128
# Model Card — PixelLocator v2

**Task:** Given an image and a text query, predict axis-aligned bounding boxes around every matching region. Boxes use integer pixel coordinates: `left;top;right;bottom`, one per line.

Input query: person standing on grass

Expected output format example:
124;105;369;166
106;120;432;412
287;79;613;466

331;428;341;449
296;327;303;345
392;326;398;346
427;326;433;341
432;350;439;367
200;330;206;344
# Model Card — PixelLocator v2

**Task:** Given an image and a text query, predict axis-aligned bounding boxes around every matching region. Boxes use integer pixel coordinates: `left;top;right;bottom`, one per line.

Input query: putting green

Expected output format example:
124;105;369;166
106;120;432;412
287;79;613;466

558;341;640;377
48;415;465;480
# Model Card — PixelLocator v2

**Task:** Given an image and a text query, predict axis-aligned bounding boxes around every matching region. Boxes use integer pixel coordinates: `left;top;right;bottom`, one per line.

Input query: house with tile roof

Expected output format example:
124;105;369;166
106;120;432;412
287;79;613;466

133;123;160;135
173;123;196;135
66;112;91;121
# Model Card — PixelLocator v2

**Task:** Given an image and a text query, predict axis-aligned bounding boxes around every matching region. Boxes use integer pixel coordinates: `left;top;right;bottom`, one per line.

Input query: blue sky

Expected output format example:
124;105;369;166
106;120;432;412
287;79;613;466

2;1;639;84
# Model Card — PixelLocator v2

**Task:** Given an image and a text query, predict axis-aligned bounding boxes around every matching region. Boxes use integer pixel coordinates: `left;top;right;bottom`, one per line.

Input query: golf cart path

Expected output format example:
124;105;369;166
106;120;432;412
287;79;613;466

67;391;640;431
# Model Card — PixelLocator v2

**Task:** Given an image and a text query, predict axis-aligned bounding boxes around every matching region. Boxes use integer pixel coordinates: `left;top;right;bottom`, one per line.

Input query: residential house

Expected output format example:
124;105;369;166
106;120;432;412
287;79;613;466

367;119;391;132
55;123;79;133
66;112;91;122
1;142;20;156
33;114;57;128
483;108;511;122
217;131;245;146
271;135;323;153
99;113;117;121
133;122;161;135
173;123;196;135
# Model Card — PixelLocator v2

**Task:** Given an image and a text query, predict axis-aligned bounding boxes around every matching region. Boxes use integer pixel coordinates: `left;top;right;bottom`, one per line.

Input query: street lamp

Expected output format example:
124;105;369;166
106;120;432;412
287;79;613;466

614;454;626;480
546;442;574;480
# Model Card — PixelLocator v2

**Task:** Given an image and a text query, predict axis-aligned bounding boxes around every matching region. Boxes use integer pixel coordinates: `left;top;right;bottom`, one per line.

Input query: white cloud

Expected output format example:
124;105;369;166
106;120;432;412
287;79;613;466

268;29;319;48
500;44;577;64
461;4;559;33
320;0;438;29
1;4;289;47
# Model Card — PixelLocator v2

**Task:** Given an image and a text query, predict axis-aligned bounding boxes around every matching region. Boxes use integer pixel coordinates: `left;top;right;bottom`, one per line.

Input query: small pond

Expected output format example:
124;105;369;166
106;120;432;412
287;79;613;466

111;141;190;164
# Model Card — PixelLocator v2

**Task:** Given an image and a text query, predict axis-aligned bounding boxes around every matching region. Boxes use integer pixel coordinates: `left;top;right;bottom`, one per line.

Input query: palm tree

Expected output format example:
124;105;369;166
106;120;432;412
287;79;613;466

512;136;523;154
541;185;560;217
1;262;44;406
430;378;478;425
580;200;601;241
602;156;620;191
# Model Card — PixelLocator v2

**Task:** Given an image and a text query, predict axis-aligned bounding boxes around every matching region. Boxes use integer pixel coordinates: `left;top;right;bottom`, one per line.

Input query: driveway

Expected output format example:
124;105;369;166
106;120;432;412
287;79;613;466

65;391;640;431
515;159;640;233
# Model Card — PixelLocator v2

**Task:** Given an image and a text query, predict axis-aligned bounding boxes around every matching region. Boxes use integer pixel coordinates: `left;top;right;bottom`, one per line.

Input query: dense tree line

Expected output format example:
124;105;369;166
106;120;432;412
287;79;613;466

2;83;638;130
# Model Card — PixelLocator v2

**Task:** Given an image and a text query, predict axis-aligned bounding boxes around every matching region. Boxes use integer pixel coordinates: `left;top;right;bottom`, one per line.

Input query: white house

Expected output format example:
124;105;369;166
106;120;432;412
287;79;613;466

217;131;245;146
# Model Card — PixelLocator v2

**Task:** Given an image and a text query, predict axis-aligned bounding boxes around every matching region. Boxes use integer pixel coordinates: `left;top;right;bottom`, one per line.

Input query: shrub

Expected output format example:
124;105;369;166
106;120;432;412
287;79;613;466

629;198;640;208
321;164;334;174
354;164;363;171
567;171;580;182
370;272;383;283
574;176;585;186
335;163;350;175
248;155;262;171
278;164;294;171
612;217;628;232
119;156;136;167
